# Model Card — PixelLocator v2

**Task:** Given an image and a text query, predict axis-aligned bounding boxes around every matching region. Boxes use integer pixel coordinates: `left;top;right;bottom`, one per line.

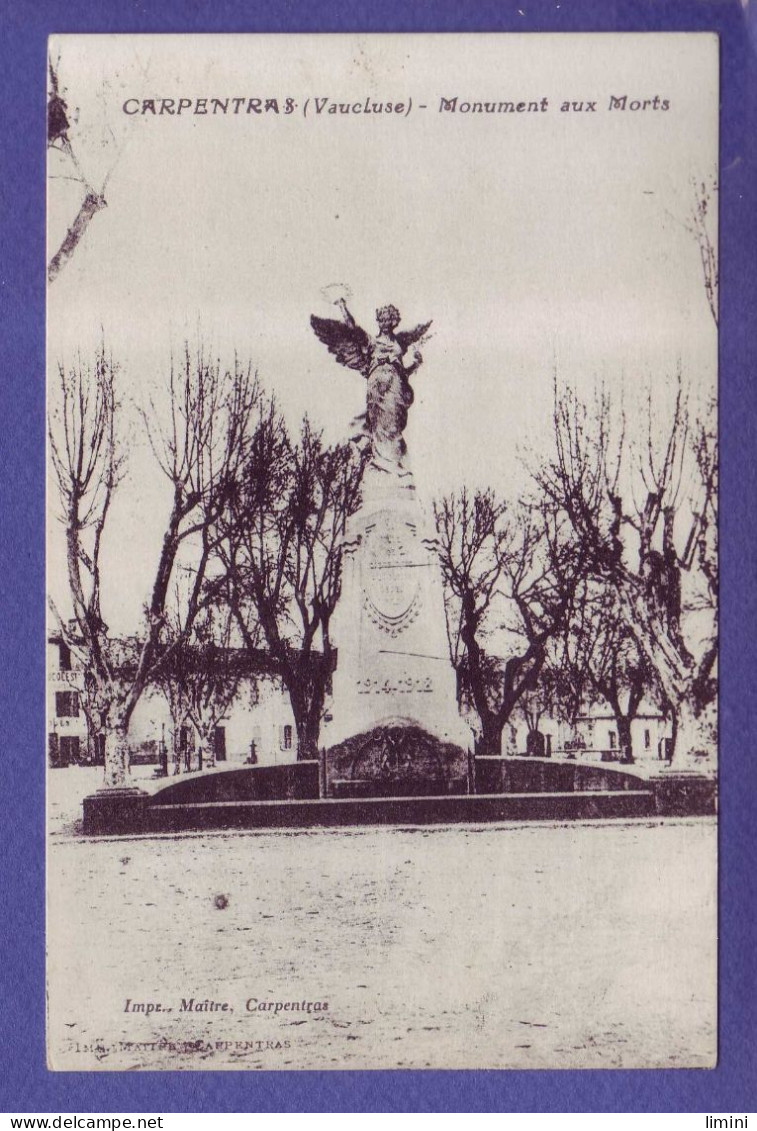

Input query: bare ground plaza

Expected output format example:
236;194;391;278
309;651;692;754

48;769;716;1072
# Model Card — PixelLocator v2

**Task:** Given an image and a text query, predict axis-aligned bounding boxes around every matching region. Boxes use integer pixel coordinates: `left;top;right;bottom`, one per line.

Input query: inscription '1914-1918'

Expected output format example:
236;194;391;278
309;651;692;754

357;675;433;695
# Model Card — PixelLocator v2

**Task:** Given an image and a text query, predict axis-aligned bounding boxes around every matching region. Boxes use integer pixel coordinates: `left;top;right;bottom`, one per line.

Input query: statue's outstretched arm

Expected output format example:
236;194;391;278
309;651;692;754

396;322;431;376
404;350;423;377
337;298;357;329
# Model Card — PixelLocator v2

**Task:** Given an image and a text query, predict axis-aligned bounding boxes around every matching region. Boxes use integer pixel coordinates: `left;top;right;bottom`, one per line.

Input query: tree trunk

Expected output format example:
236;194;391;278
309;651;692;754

286;665;327;761
476;716;503;756
195;723;216;770
48;191;107;283
526;729;546;758
618;587;695;709
670;697;711;769
616;714;634;764
170;726;183;775
102;715;130;788
667;704;678;763
293;692;324;760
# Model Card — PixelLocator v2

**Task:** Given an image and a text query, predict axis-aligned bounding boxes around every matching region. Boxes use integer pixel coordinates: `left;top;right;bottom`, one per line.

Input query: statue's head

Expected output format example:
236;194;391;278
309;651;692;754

376;304;401;333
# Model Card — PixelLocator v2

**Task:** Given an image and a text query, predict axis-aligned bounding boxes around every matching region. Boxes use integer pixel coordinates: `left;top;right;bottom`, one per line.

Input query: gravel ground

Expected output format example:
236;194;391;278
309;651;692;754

47;771;716;1072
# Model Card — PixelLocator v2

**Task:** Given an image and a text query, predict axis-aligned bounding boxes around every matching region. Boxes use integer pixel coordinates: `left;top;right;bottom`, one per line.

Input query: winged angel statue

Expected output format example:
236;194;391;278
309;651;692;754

310;288;432;472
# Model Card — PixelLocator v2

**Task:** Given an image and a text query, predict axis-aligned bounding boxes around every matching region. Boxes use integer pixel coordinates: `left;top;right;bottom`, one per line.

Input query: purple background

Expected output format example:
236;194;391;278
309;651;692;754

1;0;755;1113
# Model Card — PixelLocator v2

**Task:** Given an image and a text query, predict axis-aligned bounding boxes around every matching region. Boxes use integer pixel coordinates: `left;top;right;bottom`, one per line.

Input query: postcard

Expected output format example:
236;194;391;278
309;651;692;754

46;32;718;1071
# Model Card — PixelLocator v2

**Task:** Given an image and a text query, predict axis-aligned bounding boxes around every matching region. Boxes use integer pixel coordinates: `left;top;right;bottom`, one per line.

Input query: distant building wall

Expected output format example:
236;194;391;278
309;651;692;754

47;638;299;768
507;708;672;763
573;712;673;763
119;680;299;766
47;639;89;765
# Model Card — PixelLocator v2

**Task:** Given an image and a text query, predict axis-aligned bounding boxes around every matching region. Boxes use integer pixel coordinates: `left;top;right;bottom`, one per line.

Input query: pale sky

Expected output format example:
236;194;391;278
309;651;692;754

47;33;718;632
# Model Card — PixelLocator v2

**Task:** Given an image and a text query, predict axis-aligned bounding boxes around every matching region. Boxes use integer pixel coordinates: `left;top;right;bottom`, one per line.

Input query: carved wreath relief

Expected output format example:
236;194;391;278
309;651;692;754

362;512;423;636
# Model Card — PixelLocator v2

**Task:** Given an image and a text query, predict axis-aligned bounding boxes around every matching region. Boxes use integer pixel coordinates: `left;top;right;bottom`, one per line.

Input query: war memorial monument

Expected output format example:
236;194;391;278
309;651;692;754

310;294;471;797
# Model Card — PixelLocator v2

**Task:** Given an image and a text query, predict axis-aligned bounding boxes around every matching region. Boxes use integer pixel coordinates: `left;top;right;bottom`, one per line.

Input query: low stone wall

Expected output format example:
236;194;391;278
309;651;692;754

653;775;717;816
149;762;320;806
80;758;715;834
473;757;717;816
475;756;650;795
84;788;657;835
83;763;321;834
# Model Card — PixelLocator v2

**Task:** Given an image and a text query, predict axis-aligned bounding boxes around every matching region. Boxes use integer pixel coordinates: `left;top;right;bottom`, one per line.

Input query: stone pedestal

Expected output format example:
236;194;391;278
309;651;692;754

323;464;471;794
82;787;148;835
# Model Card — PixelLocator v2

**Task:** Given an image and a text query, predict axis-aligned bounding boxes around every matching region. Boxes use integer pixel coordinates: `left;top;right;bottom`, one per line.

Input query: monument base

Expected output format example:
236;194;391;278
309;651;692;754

324;723;470;798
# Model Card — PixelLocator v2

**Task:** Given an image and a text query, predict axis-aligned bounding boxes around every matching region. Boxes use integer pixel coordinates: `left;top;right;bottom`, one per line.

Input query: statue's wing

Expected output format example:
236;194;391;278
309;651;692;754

310;315;371;374
396;320;432;352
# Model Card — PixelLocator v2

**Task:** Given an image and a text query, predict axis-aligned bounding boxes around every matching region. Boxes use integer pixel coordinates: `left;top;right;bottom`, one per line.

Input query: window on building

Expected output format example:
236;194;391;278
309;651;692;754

94;733;106;765
55;690;79;718
59;642;72;671
59;735;81;765
283;725;293;750
644;728;651;749
608;730;617;749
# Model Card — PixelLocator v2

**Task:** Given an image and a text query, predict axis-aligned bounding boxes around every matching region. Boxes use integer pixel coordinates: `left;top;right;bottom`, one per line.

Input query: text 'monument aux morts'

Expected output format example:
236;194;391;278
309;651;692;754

121;93;671;117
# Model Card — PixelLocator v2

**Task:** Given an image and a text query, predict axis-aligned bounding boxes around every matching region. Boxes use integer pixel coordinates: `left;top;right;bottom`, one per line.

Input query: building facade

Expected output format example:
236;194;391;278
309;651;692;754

47;638;90;767
47;637;298;770
505;705;673;765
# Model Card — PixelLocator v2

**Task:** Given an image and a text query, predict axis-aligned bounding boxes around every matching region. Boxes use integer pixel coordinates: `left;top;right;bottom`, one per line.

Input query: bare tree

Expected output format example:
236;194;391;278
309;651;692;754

215;407;365;759
48;346;124;778
432;489;583;755
47;58;117;284
557;579;651;764
156;606;246;771
432;488;507;754
657;173;718;327
517;658;573;757
152;609;193;775
535;376;717;765
49;342;259;787
689;175;718;327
